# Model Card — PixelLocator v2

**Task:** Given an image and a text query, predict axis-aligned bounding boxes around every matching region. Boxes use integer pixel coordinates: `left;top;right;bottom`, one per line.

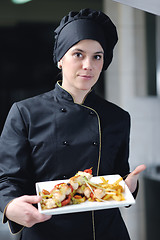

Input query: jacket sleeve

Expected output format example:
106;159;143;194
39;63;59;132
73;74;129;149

0;103;34;233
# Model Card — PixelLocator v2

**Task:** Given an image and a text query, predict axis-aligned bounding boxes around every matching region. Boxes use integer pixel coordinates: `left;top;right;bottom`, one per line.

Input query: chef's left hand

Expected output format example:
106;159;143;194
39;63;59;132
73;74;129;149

125;164;146;193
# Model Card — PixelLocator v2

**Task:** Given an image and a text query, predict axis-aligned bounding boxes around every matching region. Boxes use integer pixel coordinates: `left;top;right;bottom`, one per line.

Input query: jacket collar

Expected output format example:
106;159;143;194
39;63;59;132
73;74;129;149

53;81;96;105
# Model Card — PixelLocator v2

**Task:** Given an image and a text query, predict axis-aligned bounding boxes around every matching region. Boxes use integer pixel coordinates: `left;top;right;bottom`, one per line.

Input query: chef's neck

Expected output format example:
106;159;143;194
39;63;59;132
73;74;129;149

61;83;91;104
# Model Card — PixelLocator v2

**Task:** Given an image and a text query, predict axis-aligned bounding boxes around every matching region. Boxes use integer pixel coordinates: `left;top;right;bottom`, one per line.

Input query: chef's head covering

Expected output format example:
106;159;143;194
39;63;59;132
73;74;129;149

53;8;118;70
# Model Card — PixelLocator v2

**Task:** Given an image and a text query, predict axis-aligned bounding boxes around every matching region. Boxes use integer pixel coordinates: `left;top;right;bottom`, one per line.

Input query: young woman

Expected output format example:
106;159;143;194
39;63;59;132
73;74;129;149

0;8;145;240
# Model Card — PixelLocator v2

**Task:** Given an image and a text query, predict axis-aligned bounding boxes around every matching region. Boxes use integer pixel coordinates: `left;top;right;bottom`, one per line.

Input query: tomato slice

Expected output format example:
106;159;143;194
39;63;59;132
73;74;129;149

42;189;50;195
84;168;92;175
61;194;71;206
90;192;95;200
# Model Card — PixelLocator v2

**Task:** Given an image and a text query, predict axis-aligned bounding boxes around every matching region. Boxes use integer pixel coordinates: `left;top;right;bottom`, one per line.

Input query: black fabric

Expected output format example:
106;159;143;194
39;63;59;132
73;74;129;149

0;82;131;240
53;8;118;70
19;209;130;240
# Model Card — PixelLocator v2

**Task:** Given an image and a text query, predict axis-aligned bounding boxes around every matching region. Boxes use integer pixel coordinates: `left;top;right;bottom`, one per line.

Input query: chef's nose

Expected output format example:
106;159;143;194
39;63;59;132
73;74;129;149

83;57;93;70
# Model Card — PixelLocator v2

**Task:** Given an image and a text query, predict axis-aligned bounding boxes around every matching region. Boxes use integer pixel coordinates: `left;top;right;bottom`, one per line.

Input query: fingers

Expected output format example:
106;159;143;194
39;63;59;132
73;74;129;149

22;195;42;204
132;164;146;176
6;195;51;228
27;206;51;227
125;164;146;193
21;196;51;225
33;211;51;224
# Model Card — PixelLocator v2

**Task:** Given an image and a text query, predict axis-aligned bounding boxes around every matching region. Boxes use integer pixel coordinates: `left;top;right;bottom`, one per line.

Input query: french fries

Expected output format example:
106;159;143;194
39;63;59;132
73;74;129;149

97;176;125;201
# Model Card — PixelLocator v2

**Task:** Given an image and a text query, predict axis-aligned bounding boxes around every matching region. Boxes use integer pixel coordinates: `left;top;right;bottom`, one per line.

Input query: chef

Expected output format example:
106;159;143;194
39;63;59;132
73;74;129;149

0;8;146;240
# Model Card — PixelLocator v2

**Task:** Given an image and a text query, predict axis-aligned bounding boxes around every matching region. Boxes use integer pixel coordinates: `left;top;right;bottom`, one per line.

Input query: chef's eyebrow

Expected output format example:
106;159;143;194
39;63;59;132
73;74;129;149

71;48;104;55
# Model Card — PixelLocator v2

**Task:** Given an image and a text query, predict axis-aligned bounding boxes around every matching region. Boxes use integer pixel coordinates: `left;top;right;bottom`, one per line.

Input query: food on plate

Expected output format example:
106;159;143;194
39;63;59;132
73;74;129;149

40;182;73;209
39;169;125;210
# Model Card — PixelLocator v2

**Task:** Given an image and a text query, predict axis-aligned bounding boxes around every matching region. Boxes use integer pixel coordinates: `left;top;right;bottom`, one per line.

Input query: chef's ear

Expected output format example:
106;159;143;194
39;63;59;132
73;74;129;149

57;61;62;69
58;58;63;69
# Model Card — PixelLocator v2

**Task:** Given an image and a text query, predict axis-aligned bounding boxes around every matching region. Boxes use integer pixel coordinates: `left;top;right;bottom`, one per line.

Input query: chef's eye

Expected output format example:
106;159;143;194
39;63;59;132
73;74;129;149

74;52;83;58
94;55;102;60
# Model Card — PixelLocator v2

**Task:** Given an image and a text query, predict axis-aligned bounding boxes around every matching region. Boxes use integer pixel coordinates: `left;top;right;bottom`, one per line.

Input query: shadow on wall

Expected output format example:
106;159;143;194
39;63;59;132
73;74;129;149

0;22;60;134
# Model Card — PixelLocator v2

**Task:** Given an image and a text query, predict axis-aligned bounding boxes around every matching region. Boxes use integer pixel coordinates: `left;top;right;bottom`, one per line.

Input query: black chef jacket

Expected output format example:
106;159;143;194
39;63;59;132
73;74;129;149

0;82;131;240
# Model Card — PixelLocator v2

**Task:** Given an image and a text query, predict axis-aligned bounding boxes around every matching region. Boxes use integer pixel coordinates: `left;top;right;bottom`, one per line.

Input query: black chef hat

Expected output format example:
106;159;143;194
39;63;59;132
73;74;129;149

53;8;118;70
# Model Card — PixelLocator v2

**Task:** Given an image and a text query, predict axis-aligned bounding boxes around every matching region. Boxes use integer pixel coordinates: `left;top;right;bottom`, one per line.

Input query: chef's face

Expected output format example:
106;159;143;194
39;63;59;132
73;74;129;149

59;39;104;96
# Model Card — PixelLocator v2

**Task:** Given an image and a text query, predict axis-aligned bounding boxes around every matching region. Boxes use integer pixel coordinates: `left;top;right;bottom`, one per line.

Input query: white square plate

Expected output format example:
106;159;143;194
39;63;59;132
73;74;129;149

36;174;135;215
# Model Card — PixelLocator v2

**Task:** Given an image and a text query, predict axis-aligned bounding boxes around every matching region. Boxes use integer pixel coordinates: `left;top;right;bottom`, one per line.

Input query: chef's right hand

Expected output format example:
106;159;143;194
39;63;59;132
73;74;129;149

5;195;51;227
